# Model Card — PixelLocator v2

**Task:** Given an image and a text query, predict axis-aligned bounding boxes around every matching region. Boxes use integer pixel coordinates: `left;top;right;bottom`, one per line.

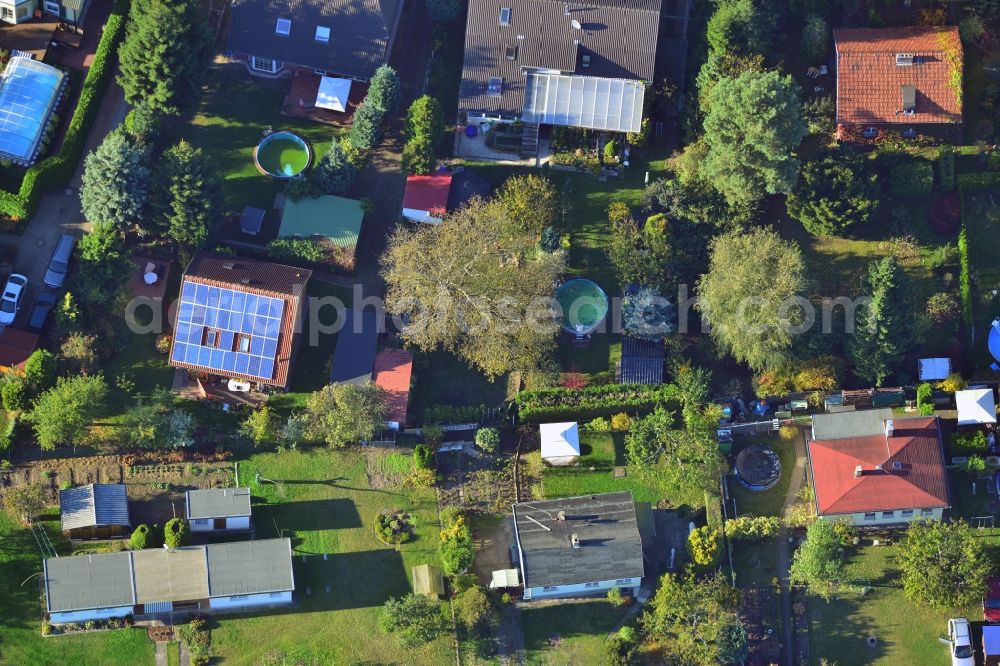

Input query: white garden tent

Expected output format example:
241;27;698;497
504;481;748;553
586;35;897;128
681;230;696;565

315;77;351;112
539;422;580;466
956;388;997;426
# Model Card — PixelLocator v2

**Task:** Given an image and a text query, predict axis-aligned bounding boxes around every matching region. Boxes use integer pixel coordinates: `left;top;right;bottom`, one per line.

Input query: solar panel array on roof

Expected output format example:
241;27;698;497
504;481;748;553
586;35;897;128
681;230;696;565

0;58;66;163
170;281;285;381
522;73;644;133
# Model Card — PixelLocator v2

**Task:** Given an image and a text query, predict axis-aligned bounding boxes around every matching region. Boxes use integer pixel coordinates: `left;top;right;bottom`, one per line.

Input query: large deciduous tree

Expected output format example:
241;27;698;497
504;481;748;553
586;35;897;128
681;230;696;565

786;155;880;237
2;483;46;525
152;140;221;254
303;382;387;447
697;228;807;372
118;0;211;113
73;222;133;310
899;520;992;608
607;205;675;292
702;71;807;207
381;193;565;378
28;375;107;450
848;257;921;386
789;519;846;600
625;407;725;507
80;128;150;230
642;571;741;665
378;593;449;647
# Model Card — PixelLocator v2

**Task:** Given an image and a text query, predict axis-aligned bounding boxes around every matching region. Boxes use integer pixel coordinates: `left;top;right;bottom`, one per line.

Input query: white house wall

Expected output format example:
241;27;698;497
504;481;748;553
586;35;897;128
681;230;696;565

524;577;641;600
189;515;251;531
226;516;251;530
820;507;943;527
209;590;292;610
49;605;133;625
542;455;579;467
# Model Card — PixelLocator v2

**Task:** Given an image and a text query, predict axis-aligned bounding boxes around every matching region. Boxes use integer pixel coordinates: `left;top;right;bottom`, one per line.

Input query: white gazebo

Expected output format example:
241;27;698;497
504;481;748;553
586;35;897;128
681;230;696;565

315;76;352;112
956;388;997;426
539;422;580;466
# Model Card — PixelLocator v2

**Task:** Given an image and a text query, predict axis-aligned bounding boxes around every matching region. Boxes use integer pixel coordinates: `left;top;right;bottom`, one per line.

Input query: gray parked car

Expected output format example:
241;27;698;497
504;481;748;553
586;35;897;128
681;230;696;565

43;234;76;288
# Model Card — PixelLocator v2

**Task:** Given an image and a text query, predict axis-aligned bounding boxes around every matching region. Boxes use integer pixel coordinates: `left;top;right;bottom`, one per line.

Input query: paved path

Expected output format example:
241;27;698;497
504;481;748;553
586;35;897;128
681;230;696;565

497;603;526;665
777;429;809;666
154;641;167;666
179;640;190;665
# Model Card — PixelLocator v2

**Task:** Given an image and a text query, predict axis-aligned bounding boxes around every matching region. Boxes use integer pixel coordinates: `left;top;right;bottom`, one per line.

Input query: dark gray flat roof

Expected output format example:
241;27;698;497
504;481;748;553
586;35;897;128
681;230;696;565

206;538;295;596
329;308;378;385
513;492;644;588
45;552;135;612
59;484;129;531
186;487;252;519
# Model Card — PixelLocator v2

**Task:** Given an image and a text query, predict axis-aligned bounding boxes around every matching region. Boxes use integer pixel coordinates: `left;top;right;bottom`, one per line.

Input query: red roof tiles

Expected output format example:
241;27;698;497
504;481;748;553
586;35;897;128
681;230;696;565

808;416;949;515
372;348;413;426
834;26;962;125
402;174;452;216
0;327;38;371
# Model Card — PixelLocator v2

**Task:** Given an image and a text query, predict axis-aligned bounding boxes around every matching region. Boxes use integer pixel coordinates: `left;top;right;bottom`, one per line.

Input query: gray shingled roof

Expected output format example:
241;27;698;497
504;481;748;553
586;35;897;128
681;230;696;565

513;492;644;588
460;0;662;117
206;539;295;597
60;484;129;531
812;408;894;441
226;0;403;80
44;552;135;612
186;487;252;520
44;539;295;613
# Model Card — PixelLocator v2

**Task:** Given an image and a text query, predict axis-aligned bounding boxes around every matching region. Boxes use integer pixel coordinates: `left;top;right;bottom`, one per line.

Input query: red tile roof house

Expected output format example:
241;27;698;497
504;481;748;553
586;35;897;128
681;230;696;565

834;26;963;143
401;173;453;224
372;348;413;428
807;415;950;527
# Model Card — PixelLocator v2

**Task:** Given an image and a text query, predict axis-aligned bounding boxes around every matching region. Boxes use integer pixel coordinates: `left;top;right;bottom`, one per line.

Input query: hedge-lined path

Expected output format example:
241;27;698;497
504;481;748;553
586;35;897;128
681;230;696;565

0;80;127;320
777;430;809;666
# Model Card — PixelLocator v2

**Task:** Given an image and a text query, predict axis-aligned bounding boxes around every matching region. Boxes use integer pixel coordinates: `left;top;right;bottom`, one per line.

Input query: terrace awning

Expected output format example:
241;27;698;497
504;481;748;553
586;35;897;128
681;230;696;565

521;73;645;133
316;76;351;112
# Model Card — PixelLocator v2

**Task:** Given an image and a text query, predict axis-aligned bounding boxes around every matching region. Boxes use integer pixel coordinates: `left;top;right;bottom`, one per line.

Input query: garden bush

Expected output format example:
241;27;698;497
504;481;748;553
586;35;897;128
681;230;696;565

374;508;416;544
958;228;972;325
1;380;24;411
938;147;955;190
129;523;151;549
516;383;680;422
268;238;325;264
439;507;474;575
953;430;989;452
423;404;482;424
724;515;781;540
687;525;720;566
413;443;433;469
474;427;499;453
891;161;934;196
610;412;632;431
0;0;129;221
164;517;190;548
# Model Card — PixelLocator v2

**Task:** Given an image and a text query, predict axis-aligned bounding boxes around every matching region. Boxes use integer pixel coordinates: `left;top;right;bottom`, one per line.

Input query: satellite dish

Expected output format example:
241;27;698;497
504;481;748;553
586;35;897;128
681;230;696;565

571;19;582;29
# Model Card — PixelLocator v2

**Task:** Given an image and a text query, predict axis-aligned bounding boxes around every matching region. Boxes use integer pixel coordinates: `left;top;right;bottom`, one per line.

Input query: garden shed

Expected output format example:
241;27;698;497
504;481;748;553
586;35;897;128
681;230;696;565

411;564;444;599
59;483;130;540
329;308;378;385
917;357;951;382
402;172;452;224
956;388;997;426
279;195;365;248
539;422;580;466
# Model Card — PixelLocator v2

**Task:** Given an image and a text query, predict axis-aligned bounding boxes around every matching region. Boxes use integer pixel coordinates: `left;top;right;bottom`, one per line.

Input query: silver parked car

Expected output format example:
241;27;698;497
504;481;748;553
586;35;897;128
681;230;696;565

43;233;76;289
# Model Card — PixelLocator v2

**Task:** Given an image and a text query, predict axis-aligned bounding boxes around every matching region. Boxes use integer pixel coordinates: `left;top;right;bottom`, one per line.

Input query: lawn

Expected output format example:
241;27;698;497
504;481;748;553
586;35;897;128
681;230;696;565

808;544;980;666
409;349;510;420
522;600;628;665
728;427;801;519
541;432;662;503
208;446;452;665
0;511;155;665
186;70;347;212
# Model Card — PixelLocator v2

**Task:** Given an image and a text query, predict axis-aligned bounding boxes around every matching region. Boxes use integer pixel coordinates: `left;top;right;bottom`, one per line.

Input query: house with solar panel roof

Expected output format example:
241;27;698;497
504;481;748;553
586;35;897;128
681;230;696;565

169;254;312;392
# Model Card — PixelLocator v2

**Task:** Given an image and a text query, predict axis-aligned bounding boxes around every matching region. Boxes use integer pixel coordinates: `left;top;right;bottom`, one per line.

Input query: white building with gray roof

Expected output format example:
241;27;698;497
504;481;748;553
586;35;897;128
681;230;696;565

43;538;294;624
185;487;252;532
512;491;644;600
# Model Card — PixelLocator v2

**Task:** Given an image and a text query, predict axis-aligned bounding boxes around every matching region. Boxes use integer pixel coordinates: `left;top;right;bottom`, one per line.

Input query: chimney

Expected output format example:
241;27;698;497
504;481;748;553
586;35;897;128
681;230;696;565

854;465;863;478
564;4;569;15
884;419;894;439
223;261;236;270
571;533;580;549
556;511;566;522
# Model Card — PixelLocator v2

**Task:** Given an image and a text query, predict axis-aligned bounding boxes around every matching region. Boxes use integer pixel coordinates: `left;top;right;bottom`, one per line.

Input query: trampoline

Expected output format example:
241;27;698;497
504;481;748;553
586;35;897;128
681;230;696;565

735;444;782;491
990;319;1000;364
254;131;311;178
555;278;608;336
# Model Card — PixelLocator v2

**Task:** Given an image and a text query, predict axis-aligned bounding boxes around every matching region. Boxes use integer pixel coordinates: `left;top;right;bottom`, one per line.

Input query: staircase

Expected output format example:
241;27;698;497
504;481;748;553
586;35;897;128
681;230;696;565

519;122;539;159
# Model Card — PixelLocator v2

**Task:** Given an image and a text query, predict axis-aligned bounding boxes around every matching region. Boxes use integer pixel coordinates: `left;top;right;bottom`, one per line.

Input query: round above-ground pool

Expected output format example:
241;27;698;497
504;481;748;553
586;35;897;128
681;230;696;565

555;278;609;336
735;444;782;491
254;131;312;178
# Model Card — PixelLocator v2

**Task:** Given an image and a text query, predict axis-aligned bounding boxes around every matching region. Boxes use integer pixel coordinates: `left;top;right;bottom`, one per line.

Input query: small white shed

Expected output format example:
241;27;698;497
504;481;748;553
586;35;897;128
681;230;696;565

917;357;951;381
956;388;997;426
540;422;580;466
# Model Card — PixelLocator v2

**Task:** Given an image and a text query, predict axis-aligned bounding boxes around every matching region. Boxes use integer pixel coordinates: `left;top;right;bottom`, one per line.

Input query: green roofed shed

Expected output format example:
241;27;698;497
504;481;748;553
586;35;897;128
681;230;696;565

278;195;364;248
412;564;444;598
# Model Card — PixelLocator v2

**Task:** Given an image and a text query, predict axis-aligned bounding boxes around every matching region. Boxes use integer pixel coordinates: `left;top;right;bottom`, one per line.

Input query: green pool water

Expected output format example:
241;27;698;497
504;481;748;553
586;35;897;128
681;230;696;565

255;131;311;178
555;278;609;335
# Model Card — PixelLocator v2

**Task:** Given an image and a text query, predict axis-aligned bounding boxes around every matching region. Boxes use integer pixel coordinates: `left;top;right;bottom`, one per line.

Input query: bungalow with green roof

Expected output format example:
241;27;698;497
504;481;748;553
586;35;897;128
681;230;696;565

278;194;365;271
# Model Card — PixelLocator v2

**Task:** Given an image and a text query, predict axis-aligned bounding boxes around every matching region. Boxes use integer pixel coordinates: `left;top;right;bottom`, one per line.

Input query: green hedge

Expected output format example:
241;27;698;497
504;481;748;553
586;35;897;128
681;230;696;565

958;227;972;326
0;0;129;222
956;171;1000;191
516;383;681;422
937;147;955;191
890;161;934;196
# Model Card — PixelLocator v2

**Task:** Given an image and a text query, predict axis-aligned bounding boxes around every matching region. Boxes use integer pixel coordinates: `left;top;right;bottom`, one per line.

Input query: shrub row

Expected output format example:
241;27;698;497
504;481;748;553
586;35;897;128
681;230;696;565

956;171;1000;191
423;403;483;424
0;0;130;222
937;147;955;191
516;383;680;422
957;227;973;326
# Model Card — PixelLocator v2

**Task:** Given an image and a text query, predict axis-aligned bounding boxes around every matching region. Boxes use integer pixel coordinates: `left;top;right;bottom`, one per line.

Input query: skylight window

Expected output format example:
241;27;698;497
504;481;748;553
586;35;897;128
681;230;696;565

275;17;291;36
499;7;511;25
487;77;503;96
315;25;330;43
